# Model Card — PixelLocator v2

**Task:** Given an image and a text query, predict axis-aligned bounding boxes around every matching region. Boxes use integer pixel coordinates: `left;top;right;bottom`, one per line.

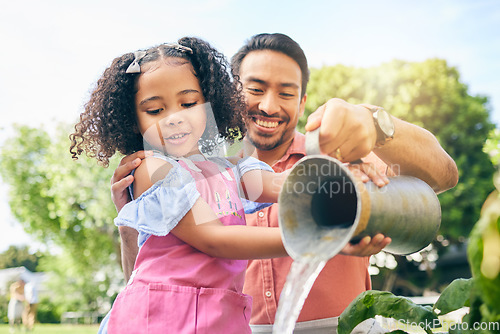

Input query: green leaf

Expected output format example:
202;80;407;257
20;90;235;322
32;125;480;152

433;278;473;315
338;290;439;334
497;215;500;234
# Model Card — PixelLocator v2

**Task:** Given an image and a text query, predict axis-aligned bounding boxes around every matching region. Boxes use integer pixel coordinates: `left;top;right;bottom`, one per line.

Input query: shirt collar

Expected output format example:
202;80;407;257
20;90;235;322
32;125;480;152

274;131;306;166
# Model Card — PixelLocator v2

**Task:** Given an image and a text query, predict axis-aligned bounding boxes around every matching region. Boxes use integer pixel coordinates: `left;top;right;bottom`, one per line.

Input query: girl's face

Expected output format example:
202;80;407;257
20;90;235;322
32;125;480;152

135;59;207;157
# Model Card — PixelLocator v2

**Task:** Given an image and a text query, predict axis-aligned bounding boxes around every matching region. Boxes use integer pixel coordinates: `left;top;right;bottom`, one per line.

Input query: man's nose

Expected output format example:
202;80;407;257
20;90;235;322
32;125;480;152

258;92;280;115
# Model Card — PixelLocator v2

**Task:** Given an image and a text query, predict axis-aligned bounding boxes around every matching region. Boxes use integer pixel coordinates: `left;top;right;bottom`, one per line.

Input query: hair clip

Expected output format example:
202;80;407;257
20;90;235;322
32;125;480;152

125;51;147;74
125;43;192;74
164;43;193;54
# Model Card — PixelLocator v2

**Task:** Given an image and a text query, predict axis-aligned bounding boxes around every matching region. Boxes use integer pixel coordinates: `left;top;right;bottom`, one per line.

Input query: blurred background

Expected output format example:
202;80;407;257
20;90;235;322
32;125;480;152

1;0;499;330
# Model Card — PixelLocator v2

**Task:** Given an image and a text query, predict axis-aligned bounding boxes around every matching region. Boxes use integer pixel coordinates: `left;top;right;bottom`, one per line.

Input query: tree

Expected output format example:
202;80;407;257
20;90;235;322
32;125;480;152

0;245;42;272
302;59;495;293
484;128;500;168
0;124;123;313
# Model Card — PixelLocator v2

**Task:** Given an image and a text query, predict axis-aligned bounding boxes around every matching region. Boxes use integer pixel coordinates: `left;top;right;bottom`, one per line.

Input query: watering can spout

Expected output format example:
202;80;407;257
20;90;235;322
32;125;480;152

278;130;441;261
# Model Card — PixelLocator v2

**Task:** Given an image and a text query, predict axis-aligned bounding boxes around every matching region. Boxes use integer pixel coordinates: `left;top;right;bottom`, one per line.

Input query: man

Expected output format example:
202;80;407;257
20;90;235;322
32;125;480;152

111;33;458;332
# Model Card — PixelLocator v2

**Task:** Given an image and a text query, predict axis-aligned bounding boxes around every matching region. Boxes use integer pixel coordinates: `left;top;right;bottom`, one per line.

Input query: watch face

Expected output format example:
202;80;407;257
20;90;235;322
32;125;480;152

376;108;395;137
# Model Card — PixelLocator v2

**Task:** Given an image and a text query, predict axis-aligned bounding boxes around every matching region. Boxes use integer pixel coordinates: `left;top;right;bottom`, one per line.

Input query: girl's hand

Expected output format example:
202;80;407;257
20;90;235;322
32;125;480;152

346;161;389;188
340;162;391;256
111;150;153;212
340;233;392;257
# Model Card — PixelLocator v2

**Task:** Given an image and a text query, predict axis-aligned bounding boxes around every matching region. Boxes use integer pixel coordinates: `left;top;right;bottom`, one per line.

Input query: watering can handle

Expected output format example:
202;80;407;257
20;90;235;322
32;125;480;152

305;128;364;164
305;128;321;156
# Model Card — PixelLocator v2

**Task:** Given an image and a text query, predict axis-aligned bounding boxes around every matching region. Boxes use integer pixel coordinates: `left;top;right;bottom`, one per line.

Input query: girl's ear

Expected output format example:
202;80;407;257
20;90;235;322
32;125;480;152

133;124;141;134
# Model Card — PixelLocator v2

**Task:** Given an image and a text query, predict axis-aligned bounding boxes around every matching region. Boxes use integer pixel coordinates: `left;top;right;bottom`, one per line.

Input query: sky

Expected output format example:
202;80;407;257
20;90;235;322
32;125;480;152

1;0;499;253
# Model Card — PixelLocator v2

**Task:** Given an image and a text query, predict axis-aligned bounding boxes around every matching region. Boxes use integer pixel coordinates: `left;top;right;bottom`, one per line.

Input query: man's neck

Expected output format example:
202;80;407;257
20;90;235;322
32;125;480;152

244;136;295;167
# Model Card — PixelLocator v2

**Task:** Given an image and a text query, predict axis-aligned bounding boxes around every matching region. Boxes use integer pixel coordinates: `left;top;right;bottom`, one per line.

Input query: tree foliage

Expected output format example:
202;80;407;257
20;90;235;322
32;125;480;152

0;124;123;313
0;245;42;272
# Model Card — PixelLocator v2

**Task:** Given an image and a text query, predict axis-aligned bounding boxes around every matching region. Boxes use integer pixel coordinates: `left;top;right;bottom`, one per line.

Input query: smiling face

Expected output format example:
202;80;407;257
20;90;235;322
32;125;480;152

239;50;306;152
135;59;207;157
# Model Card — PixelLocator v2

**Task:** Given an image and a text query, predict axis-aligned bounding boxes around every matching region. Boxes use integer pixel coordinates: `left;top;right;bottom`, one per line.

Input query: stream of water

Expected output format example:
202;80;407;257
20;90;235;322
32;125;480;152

272;258;327;334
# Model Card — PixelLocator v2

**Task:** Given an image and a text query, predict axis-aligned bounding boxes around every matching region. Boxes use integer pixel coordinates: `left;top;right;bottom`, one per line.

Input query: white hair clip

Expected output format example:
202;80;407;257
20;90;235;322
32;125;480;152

125;43;193;74
125;51;147;74
163;43;193;54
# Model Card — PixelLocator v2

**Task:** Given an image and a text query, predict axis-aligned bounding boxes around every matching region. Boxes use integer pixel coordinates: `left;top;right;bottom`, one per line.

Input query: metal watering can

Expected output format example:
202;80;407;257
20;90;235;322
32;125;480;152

278;130;442;261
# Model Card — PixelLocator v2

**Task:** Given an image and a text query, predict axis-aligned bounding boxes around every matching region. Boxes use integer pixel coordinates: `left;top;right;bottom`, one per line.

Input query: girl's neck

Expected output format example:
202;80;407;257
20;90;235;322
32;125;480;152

164;148;203;160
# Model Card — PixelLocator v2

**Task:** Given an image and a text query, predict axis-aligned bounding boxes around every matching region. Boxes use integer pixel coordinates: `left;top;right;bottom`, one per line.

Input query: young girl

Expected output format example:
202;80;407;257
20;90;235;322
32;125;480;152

69;37;288;334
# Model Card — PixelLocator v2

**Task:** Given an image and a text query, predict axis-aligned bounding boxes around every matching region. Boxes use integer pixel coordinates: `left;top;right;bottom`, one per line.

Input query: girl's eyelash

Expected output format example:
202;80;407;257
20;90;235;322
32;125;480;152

146;102;197;114
182;102;197;108
147;109;162;115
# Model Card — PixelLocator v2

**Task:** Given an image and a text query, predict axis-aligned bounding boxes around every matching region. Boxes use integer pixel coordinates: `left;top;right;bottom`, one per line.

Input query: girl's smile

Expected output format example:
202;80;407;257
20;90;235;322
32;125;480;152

163;131;191;145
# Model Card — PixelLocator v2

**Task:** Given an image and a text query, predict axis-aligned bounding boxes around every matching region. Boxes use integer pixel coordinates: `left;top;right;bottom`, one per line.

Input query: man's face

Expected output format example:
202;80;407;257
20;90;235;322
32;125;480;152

239;50;306;151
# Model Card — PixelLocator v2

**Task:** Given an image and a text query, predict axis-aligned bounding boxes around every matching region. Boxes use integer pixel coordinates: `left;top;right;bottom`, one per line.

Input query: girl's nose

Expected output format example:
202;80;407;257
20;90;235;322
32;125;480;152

162;113;184;126
169;119;183;126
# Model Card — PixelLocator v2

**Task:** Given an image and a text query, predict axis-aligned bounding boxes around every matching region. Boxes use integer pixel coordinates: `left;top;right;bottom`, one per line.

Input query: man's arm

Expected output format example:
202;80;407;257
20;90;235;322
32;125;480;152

305;98;458;193
119;226;139;282
373;117;458;194
110;151;151;281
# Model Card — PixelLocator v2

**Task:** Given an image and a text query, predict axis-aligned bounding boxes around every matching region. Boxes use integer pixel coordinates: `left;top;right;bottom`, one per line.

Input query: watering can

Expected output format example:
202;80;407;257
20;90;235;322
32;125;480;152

278;129;441;261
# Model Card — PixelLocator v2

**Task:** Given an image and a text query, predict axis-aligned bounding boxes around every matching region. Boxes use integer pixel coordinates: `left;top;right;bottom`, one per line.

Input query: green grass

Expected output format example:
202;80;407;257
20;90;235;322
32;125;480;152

0;324;99;334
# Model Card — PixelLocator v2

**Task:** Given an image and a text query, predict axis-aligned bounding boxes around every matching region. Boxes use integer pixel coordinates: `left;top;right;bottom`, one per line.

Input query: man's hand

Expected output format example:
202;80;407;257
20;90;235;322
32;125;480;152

119;226;139;282
111;151;152;212
340;233;392;257
305;98;377;162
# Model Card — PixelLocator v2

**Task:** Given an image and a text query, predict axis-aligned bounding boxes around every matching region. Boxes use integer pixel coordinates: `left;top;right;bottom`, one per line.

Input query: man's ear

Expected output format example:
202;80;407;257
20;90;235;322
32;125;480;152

299;93;307;118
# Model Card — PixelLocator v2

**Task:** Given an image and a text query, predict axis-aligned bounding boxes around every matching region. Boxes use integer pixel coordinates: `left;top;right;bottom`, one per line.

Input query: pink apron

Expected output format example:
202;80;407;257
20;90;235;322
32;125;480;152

108;159;252;334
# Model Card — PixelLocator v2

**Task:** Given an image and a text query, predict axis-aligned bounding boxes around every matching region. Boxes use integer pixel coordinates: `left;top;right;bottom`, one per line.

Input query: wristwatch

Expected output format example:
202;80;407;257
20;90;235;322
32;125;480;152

364;106;395;147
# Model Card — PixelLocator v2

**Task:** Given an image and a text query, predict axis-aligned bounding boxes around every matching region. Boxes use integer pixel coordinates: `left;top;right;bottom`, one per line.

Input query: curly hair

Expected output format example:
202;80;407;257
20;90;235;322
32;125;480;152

69;37;247;166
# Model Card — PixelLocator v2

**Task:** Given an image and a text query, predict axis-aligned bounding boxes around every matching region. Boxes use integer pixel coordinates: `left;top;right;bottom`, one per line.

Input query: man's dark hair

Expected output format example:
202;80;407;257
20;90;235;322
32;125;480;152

231;33;310;98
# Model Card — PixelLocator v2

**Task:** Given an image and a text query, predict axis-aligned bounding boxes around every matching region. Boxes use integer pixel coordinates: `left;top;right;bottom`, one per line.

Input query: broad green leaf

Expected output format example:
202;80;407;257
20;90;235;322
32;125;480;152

433;278;473;315
338;290;439;334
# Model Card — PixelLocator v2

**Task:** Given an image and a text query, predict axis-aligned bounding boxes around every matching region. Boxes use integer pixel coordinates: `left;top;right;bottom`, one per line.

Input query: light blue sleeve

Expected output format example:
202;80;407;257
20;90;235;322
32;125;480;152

241;199;274;214
234;156;274;178
233;157;275;214
114;161;200;238
97;311;110;334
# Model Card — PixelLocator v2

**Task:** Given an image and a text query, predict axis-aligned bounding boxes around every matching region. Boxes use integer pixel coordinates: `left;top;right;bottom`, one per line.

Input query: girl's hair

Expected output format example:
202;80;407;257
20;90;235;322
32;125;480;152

69;37;247;166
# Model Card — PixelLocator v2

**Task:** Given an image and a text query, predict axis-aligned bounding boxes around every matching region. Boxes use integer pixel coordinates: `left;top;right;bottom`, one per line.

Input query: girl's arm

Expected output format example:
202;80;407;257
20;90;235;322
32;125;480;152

238;156;391;203
240;169;290;203
225;155;288;203
171;198;287;259
133;157;287;260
